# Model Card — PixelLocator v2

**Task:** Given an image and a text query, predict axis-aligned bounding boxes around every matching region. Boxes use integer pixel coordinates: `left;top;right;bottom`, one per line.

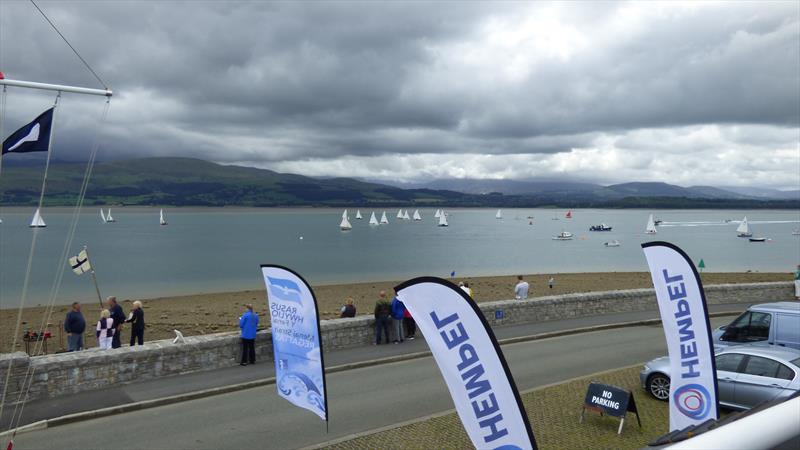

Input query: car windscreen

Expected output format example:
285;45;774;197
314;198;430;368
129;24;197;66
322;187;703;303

721;311;771;343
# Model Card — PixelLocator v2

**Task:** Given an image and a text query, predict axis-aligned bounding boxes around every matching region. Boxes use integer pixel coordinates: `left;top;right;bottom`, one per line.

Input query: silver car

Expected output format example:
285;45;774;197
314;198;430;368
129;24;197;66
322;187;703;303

640;346;800;410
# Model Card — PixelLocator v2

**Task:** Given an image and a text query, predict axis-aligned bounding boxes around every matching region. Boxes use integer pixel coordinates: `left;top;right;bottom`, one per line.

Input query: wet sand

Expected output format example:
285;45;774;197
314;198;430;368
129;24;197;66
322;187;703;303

1;271;791;354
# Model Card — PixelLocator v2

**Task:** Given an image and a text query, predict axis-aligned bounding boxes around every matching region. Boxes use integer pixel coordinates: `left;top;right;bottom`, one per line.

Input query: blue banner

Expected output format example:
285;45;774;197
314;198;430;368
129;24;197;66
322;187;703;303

261;265;327;421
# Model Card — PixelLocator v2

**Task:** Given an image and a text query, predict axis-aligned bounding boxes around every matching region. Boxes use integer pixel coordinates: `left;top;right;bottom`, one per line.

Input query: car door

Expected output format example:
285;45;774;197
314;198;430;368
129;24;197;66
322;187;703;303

773;313;800;349
714;353;745;406
734;355;793;408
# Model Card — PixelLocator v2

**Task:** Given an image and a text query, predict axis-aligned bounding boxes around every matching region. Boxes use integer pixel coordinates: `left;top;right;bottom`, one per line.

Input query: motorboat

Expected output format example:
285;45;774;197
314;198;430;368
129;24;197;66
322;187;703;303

604;240;621;247
589;224;613;231
552;230;573;240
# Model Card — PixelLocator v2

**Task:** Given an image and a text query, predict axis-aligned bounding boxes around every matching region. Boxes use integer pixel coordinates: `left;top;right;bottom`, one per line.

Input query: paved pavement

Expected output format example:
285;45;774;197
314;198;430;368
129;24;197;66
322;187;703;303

2;304;744;431
8;313;737;450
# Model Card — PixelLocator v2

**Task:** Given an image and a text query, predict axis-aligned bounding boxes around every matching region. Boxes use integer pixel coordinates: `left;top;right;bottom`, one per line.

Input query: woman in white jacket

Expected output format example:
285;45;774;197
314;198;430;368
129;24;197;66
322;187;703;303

96;309;115;350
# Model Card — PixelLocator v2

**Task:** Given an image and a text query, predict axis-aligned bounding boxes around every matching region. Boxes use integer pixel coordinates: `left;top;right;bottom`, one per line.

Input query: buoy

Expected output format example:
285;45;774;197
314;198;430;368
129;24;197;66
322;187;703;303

299;236;304;240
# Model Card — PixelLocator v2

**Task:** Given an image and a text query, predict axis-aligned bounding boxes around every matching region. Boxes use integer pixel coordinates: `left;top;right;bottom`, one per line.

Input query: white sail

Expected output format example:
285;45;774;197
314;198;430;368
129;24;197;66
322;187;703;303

100;208;107;223
355;210;363;220
380;211;389;224
403;210;410;220
438;210;448;227
496;209;502;219
434;209;441;218
369;211;379;225
106;209;115;222
30;208;46;228
645;214;657;234
160;209;168;226
413;209;421;221
736;216;751;235
396;209;403;219
340;210;352;230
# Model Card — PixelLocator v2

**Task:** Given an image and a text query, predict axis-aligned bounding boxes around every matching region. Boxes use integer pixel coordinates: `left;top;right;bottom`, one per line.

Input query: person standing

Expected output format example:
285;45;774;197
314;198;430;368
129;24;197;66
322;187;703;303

548;276;555;290
107;297;125;349
464;282;473;298
239;304;259;366
390;293;406;344
795;265;800;300
96;309;115;350
64;302;86;352
403;308;416;340
126;300;145;346
373;290;391;345
514;275;530;300
340;298;356;318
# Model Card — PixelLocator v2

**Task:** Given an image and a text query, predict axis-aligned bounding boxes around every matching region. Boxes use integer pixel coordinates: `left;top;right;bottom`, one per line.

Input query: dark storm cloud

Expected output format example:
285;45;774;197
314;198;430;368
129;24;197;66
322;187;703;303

0;1;797;187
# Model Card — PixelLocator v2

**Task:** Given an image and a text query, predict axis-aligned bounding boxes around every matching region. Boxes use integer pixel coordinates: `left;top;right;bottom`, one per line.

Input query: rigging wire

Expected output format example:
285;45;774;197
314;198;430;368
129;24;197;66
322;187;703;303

5;97;111;441
28;0;109;90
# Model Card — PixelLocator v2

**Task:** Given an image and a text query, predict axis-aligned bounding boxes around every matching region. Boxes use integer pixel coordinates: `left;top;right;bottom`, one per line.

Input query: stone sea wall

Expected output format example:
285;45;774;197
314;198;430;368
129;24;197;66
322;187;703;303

1;282;792;403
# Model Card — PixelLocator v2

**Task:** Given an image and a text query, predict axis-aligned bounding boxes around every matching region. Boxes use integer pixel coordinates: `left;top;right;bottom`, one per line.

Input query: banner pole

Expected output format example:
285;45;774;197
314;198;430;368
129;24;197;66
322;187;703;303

83;246;104;309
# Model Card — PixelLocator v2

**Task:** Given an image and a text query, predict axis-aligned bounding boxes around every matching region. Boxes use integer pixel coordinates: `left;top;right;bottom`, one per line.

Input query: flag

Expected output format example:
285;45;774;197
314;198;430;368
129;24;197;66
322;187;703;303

261;265;328;422
396;277;537;450
68;249;91;275
2;108;54;155
642;241;719;431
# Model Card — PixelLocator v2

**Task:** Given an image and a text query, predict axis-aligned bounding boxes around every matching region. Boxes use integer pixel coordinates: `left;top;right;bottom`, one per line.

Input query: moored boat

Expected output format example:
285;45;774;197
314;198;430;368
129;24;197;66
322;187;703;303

589;224;613;231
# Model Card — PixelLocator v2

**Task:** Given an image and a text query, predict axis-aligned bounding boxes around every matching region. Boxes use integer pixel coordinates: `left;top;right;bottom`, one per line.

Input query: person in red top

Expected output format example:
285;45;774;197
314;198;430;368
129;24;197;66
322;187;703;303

403;308;416;340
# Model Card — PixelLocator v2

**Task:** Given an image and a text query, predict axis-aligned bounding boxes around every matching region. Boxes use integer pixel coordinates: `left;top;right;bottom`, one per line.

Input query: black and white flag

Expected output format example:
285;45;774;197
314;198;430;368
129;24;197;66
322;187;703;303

68;249;92;275
2;108;54;155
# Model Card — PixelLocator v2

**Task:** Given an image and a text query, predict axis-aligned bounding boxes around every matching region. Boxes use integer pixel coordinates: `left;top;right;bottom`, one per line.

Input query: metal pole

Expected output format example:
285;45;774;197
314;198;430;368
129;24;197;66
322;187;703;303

0;78;112;97
83;246;104;309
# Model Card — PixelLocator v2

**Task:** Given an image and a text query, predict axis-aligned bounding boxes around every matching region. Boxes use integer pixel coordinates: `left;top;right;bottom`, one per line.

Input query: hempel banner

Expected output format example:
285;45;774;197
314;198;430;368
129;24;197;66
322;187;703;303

396;277;537;450
641;242;719;431
261;265;328;422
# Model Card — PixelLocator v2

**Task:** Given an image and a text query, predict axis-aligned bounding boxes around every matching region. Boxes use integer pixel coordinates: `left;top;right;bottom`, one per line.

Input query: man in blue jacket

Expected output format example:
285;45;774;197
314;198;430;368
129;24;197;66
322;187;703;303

390;293;406;344
239;304;259;366
64;302;86;351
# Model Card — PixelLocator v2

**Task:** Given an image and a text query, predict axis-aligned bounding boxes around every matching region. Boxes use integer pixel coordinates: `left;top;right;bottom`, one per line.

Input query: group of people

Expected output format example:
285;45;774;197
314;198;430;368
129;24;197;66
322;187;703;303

373;290;416;345
514;275;555;300
63;296;145;351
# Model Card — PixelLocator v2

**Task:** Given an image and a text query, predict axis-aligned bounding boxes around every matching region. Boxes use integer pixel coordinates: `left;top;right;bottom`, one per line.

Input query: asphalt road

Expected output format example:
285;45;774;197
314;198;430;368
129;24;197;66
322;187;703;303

13;318;728;450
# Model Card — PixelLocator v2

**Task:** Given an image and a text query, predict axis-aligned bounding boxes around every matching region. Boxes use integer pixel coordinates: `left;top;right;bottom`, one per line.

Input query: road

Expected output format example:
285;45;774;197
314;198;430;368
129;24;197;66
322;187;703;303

10;318;728;450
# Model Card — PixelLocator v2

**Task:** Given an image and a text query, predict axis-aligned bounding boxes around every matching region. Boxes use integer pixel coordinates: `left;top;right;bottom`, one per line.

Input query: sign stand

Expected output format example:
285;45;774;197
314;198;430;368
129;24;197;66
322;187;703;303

580;381;641;435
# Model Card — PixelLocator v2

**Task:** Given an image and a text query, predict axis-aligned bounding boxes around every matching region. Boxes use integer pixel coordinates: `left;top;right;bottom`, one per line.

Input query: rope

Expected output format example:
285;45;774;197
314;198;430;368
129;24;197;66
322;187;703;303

4;98;110;439
28;0;109;90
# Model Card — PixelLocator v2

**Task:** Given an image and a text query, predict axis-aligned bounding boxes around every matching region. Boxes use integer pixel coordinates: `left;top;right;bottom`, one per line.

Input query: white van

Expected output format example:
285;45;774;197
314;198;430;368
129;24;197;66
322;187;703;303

712;302;800;350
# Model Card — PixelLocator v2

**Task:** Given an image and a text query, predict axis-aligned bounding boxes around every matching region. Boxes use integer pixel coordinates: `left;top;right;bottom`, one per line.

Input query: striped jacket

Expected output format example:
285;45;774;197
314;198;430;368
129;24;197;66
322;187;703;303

96;317;115;338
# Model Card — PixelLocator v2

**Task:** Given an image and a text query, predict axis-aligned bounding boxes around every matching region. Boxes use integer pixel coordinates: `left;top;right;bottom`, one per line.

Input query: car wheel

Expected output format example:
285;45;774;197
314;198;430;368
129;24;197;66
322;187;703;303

648;373;670;401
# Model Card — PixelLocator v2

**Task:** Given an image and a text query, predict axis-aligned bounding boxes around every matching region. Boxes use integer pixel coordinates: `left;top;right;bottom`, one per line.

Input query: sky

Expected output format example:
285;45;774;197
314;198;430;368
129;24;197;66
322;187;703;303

0;0;798;189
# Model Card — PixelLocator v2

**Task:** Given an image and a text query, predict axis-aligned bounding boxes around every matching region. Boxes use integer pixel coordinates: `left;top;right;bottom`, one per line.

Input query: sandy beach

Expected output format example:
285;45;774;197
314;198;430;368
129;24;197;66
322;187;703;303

1;271;791;354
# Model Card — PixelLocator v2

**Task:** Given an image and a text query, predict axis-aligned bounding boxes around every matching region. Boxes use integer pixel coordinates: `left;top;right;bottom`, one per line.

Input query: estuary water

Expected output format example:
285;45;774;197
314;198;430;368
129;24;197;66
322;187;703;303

0;207;798;307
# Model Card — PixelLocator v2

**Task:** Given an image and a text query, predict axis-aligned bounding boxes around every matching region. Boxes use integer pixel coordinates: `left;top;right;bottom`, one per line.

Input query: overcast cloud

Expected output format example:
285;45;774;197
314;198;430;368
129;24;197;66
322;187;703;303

0;0;798;188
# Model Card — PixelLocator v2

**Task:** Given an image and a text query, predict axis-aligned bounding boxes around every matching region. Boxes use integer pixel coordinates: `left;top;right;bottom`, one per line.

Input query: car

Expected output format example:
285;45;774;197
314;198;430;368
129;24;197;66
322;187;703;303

640;346;800;410
711;302;800;350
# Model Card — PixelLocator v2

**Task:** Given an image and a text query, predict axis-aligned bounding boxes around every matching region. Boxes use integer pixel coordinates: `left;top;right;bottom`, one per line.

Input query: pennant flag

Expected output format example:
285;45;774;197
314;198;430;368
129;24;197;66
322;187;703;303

260;265;328;422
68;249;92;275
396;277;537;450
2;108;54;155
642;241;719;431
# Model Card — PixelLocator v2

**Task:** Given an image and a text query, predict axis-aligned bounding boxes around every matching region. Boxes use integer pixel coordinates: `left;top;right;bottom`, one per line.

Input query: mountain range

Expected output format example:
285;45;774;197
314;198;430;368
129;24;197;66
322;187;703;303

0;157;797;208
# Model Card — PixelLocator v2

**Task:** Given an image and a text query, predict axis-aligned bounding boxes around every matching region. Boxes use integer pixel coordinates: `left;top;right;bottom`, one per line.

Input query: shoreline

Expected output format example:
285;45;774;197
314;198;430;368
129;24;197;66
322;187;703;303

2;271;792;354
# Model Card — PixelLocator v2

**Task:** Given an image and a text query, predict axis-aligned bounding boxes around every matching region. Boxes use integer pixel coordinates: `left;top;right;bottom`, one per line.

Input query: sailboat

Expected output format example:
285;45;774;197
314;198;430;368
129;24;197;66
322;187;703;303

100;208;107;223
412;209;421;221
792;229;800;236
403;210;411;220
380;211;389;224
434;209;441;218
396;209;404;219
736;216;752;237
565;210;572;219
340;210;352;231
106;208;116;223
369;211;379;225
645;214;657;234
438;210;448;227
496;209;502;219
355;210;363;220
159;209;168;226
30;208;46;228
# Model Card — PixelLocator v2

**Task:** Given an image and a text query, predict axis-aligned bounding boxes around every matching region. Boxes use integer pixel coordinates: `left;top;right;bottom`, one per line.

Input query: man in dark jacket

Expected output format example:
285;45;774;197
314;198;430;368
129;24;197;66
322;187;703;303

125;300;145;346
64;302;86;351
374;290;391;345
107;296;125;349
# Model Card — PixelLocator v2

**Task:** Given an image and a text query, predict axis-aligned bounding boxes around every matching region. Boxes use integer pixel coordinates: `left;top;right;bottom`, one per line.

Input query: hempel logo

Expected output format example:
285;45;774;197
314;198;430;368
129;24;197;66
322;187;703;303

673;384;712;420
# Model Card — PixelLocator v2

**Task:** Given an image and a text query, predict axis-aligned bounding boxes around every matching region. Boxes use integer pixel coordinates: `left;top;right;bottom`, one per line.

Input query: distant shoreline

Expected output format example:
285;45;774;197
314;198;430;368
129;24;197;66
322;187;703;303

2;271;791;354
